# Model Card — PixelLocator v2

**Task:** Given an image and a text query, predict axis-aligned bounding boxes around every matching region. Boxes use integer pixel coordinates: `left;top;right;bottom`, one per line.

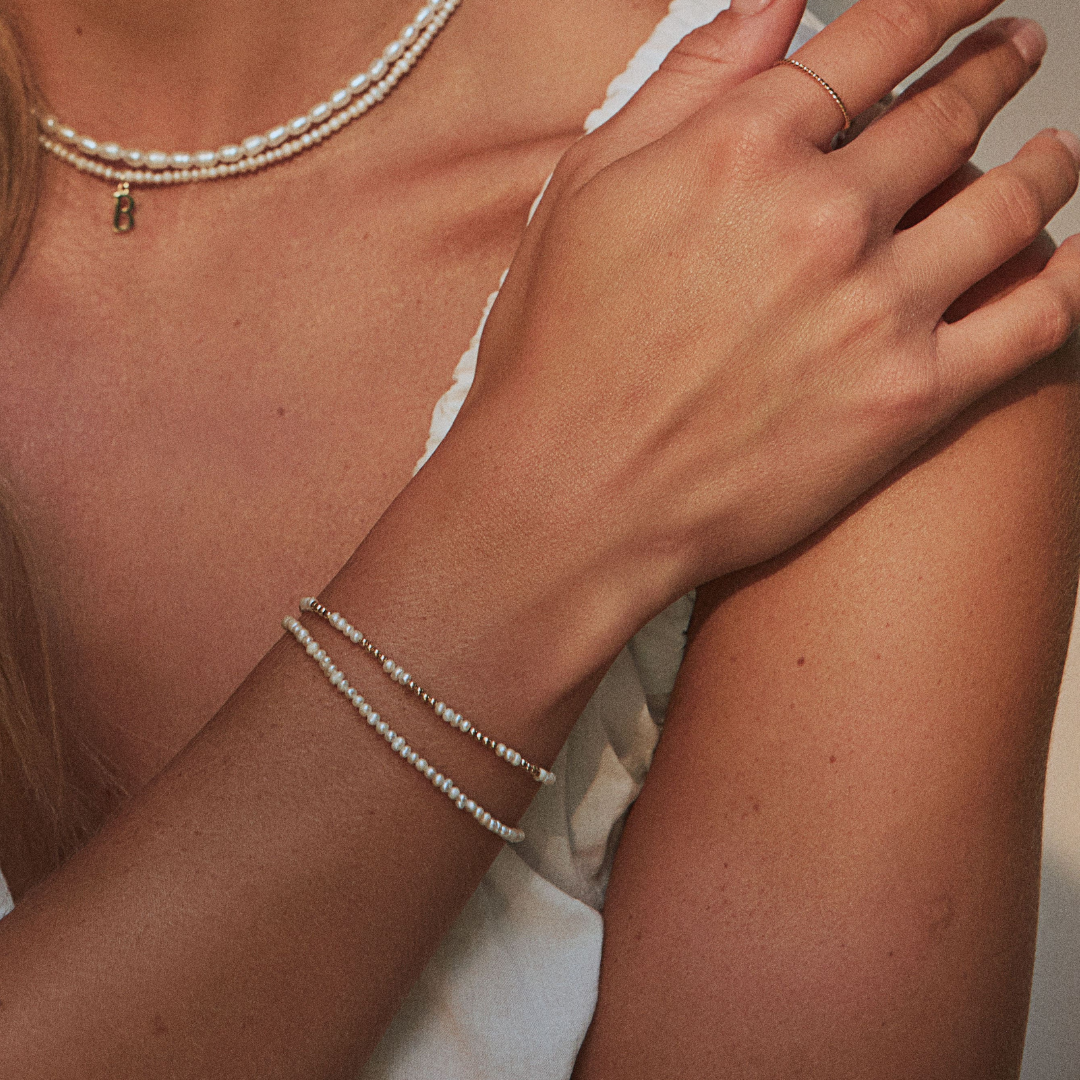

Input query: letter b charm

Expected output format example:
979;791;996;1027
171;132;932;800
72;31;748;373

113;183;135;233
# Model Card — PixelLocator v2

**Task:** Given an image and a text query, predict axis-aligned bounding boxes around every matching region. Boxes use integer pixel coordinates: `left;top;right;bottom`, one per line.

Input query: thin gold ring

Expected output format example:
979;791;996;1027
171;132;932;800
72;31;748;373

776;58;852;132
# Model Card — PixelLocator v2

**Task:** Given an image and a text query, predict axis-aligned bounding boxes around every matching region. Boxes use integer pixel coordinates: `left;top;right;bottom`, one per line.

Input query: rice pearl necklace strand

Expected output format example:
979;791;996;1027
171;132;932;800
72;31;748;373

283;616;525;844
36;0;460;232
300;597;557;786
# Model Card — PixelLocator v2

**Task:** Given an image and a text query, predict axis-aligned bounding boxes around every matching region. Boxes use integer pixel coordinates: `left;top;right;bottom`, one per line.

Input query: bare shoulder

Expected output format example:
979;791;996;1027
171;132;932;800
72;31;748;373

575;332;1080;1078
461;0;675;146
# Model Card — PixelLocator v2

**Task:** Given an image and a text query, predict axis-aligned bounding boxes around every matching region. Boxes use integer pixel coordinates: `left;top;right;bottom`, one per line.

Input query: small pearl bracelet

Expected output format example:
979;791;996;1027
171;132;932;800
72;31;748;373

300;597;556;786
283;616;524;844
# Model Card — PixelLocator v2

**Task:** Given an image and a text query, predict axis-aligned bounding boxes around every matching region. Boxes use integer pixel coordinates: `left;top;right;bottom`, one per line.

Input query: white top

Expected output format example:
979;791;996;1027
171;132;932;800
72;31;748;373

0;5;824;1076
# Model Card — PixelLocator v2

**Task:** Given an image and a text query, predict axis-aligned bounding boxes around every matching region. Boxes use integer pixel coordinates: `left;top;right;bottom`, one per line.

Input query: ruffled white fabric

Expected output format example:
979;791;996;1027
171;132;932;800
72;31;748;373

365;4;823;1078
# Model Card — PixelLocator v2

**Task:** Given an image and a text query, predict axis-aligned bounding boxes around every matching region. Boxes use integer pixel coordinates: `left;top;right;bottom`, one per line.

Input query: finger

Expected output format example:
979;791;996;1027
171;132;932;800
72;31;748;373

762;0;1010;148
895;128;1080;311
841;18;1044;224
936;233;1080;402
570;0;809;178
895;162;1058;321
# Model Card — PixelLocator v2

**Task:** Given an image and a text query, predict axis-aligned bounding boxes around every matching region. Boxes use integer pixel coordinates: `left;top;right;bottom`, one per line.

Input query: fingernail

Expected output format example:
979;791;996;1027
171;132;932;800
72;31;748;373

729;0;773;14
1052;128;1080;166
1007;18;1047;66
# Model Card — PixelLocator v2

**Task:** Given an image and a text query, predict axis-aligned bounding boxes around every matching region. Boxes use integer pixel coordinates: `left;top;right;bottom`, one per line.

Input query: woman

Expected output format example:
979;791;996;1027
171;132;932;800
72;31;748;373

0;0;1077;1075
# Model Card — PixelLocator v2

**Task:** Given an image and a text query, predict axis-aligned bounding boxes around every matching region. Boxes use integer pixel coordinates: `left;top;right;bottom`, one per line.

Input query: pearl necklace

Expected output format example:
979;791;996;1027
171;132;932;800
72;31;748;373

36;0;460;232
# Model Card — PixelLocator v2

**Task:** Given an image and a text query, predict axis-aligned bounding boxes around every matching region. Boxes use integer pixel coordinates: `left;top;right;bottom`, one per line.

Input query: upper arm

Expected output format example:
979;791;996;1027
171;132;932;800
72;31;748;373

573;335;1080;1079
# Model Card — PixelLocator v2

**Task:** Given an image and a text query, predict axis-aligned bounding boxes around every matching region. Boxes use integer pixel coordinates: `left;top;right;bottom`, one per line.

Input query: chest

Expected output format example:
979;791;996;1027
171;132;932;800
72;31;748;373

0;143;549;786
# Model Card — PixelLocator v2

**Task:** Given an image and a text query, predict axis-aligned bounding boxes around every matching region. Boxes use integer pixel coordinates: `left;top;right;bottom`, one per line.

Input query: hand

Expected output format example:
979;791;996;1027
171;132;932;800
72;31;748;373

459;0;1080;607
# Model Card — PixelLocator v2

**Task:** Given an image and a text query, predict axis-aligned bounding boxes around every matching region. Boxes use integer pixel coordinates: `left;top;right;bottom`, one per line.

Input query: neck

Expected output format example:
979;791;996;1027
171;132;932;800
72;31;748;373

4;0;417;150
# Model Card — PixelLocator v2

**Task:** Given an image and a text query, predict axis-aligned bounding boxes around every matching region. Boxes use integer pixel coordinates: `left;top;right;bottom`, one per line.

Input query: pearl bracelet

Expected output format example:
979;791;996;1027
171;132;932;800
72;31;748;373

283;616;524;844
300;598;556;785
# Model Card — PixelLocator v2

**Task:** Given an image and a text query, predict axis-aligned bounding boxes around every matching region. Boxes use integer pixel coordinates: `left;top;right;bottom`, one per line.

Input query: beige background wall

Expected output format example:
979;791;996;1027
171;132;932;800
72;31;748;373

806;1;1079;1075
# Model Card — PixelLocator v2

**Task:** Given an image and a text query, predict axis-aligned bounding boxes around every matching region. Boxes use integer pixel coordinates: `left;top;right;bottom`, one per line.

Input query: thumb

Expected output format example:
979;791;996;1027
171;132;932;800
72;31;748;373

579;0;810;174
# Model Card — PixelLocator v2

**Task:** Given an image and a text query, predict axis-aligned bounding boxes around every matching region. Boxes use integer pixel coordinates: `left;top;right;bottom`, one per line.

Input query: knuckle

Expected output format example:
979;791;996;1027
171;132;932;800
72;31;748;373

720;102;786;156
795;183;876;265
867;358;944;432
912;80;983;158
989;170;1046;239
1029;280;1076;355
863;0;943;56
663;20;739;72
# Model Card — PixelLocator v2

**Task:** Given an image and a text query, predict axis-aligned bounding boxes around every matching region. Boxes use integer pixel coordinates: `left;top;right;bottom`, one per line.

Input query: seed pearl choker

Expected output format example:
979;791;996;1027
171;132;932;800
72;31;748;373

36;0;461;233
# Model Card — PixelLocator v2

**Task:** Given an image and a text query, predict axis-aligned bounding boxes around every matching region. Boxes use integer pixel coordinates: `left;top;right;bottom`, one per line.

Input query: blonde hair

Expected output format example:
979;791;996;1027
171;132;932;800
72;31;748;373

0;17;116;898
0;13;39;290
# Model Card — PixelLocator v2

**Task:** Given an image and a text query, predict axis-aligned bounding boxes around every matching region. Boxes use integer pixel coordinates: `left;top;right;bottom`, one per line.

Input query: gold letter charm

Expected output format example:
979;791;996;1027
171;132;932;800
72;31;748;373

112;183;135;234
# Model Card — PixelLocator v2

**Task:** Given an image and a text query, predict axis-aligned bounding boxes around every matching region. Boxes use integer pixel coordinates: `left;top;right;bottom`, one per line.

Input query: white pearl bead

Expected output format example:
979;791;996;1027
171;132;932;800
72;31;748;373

309;102;333;123
348;72;370;94
360;703;373;717
472;805;484;820
384;40;404;62
440;777;453;794
288;116;310;136
368;712;379;726
425;766;436;780
170;152;192;168
57;125;77;143
465;799;476;814
434;702;445;717
392;665;403;681
306;642;319;656
266;126;289;148
145;150;169;169
459;720;471;734
383;659;395;674
391;736;405;752
123;148;144;166
195;150;218;166
496;744;506;758
416;758;428;772
369;58;387;80
408;751;419;765
384;728;396;743
449;786;460;800
401;23;418;43
433;773;443;787
242;135;267;158
376;720;389;736
481;812;492;827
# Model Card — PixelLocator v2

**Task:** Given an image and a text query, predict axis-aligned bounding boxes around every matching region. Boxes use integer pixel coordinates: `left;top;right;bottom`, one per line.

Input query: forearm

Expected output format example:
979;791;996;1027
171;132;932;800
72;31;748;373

0;415;657;1079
